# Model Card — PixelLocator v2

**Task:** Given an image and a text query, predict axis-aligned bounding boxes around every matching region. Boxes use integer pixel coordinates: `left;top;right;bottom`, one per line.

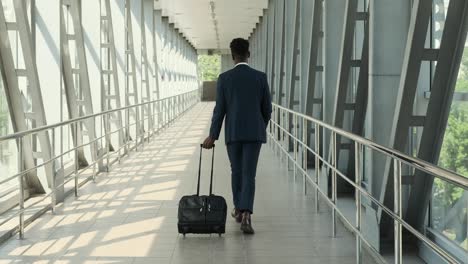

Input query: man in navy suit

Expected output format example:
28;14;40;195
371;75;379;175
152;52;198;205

202;38;272;234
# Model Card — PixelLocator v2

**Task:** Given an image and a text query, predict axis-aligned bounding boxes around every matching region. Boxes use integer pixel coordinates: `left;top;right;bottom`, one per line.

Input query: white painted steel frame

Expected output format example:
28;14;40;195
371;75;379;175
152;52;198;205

60;0;98;168
100;0;125;154
0;0;53;194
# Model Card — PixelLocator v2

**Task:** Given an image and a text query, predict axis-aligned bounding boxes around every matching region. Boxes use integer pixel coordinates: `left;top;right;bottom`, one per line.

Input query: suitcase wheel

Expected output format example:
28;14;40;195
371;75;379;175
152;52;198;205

218;233;222;237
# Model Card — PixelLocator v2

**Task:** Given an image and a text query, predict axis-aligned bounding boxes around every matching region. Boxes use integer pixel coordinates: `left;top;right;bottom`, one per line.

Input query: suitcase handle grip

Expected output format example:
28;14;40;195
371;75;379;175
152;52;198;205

197;144;215;196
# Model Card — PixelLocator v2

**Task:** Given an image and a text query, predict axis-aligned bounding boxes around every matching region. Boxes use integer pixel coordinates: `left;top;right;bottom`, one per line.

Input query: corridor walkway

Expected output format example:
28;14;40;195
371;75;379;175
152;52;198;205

0;103;368;264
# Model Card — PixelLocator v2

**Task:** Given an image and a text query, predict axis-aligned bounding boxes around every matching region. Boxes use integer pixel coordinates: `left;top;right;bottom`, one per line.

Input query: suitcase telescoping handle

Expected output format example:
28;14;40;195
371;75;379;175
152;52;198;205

197;144;215;196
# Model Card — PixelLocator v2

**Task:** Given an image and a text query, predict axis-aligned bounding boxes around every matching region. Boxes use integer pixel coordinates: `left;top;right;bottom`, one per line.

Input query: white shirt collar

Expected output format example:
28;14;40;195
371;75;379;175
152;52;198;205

234;62;249;67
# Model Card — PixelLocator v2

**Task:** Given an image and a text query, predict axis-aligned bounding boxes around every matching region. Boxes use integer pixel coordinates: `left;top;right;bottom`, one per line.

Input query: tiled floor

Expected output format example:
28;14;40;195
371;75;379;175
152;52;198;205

0;103;406;263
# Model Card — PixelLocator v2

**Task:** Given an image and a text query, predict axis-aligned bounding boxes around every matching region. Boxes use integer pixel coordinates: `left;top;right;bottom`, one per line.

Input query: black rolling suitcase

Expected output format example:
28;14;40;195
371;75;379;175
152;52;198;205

177;144;227;237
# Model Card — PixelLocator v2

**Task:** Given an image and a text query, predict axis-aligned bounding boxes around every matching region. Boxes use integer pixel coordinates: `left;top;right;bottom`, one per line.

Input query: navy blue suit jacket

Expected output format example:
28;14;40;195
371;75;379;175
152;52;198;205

209;64;272;144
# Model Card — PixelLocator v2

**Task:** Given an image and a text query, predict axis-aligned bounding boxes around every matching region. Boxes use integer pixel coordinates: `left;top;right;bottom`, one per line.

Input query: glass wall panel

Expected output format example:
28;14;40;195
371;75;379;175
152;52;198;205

0;0;23;196
0;67;18;197
431;37;468;250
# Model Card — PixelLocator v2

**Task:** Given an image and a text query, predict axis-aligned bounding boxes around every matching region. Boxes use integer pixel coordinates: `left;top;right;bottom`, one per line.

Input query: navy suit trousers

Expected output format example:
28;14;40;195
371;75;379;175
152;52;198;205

226;142;262;214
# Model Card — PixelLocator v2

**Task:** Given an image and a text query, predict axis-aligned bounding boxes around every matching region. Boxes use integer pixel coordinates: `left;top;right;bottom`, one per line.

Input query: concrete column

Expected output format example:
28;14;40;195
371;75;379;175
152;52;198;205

364;0;411;249
367;0;410;196
322;0;345;160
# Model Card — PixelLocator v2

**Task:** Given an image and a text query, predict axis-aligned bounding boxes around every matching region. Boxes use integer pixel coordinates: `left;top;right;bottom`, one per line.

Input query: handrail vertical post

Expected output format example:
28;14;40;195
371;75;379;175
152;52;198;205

141;104;145;150
302;117;307;195
394;159;402;264
286;110;289;164
314;122;320;212
331;131;337;237
93;117;97;179
355;142;362;263
281;109;285;162
273;107;281;153
125;106;129;155
17;137;24;239
51;128;56;213
135;106;138;152
282;108;286;162
157;101;161;133
162;99;165;128
158;100;161;131
166;99;169;128
153;102;159;135
170;97;173;123
269;107;272;147
293;114;298;180
278;108;282;159
105;114;110;172
286;110;290;169
152;101;155;138
273;106;276;149
118;112;122;164
74;122;78;197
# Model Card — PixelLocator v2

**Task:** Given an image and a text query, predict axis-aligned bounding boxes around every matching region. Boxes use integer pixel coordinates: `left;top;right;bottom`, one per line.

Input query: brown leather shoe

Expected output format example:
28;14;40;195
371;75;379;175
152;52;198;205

240;212;255;234
231;208;242;223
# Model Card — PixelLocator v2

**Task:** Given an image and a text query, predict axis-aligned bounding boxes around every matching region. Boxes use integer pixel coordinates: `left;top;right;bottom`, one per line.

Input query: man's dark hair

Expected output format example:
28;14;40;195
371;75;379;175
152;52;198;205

230;38;250;61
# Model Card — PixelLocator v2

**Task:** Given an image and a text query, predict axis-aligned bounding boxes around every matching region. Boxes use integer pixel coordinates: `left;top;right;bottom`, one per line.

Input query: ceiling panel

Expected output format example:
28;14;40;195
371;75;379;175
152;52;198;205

154;0;268;50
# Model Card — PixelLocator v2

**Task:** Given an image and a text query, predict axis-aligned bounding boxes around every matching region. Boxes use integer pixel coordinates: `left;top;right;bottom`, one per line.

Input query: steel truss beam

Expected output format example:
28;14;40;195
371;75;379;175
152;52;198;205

0;0;53;193
153;10;162;130
274;0;286;106
60;0;98;167
328;0;369;184
305;0;324;155
286;0;301;111
124;0;141;142
267;0;276;94
262;9;269;73
140;4;153;138
273;0;286;142
100;0;124;152
377;0;468;236
285;0;301;154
